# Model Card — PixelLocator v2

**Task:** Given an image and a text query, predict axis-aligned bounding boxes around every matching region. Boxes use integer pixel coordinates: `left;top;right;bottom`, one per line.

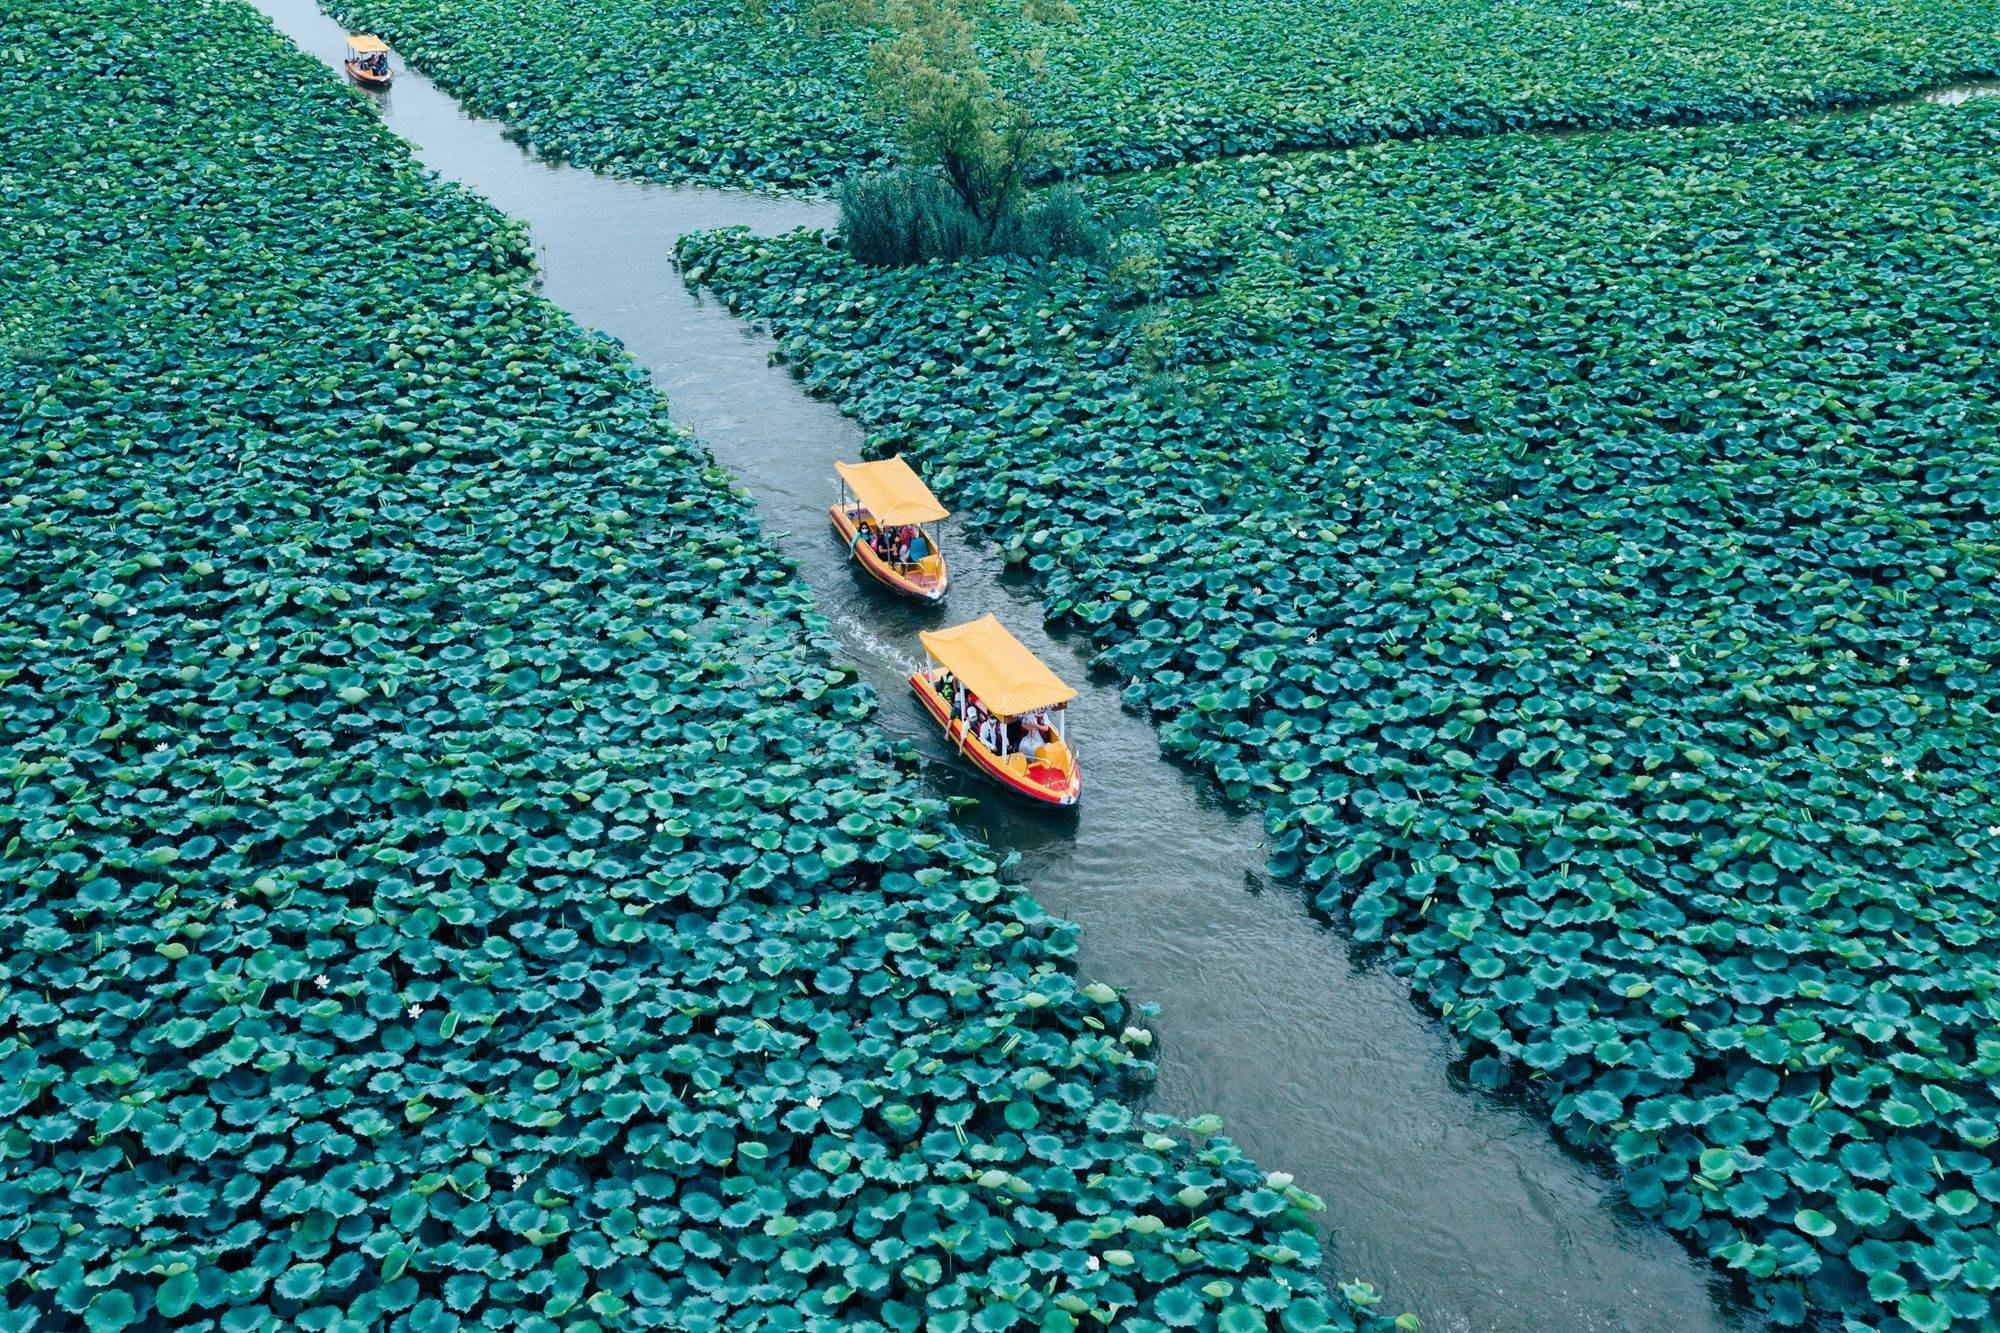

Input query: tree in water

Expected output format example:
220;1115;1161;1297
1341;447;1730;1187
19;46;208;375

839;0;1100;264
867;0;1041;242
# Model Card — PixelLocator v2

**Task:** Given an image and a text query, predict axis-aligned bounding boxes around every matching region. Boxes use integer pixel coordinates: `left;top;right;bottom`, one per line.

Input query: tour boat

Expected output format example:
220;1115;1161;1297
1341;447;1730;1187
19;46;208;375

344;34;393;88
911;614;1079;807
830;456;949;604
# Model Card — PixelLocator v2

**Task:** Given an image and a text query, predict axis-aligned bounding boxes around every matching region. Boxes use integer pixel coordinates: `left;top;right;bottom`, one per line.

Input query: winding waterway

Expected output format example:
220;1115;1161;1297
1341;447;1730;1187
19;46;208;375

245;2;1766;1325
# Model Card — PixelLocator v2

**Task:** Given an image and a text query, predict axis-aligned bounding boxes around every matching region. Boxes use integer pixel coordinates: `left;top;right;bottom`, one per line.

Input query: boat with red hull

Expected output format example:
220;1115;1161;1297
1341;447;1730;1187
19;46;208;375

830;456;949;604
911;615;1078;808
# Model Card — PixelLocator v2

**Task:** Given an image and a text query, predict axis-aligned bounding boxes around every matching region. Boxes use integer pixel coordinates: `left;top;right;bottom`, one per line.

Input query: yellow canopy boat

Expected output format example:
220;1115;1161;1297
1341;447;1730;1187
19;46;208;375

911;614;1078;807
344;34;392;88
831;457;949;604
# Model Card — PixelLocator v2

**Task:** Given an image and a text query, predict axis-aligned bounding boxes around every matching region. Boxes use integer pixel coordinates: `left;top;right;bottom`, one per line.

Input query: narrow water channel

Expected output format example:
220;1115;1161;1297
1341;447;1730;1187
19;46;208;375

246;3;1753;1326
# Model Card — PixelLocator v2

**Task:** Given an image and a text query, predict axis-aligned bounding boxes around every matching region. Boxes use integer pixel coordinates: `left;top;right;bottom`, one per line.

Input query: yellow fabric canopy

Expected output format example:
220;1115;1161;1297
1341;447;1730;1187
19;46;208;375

920;614;1075;717
836;457;949;526
346;34;389;53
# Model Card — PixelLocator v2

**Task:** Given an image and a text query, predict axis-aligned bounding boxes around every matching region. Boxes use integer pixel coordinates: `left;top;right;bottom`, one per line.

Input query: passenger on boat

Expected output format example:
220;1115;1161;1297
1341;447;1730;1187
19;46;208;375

1017;713;1048;763
904;527;932;564
977;711;1000;752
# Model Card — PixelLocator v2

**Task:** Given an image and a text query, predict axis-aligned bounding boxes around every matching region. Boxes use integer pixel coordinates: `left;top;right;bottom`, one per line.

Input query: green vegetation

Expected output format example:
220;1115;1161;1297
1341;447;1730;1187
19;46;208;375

680;101;2000;1328
0;1;1397;1328
837;169;1102;266
866;0;1045;232
838;0;1103;265
327;0;2000;189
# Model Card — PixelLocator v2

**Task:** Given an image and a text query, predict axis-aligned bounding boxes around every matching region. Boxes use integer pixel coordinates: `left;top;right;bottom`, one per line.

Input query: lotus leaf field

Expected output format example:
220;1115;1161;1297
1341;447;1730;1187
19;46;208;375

680;102;2000;1329
324;0;2000;190
0;2;1399;1328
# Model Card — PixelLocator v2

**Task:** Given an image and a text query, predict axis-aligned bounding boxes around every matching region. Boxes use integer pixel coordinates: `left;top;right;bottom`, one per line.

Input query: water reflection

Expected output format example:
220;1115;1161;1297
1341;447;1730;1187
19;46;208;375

1924;80;2000;105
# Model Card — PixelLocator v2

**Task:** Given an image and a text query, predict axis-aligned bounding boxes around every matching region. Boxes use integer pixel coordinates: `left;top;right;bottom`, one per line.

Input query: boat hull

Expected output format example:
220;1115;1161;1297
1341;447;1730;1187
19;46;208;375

344;60;392;88
831;505;947;603
910;672;1079;807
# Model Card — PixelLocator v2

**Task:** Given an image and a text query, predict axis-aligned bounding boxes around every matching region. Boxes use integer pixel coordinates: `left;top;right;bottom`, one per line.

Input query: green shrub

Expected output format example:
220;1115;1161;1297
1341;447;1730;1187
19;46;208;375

837;166;983;261
1006;182;1103;257
838;166;1102;263
838;0;1106;265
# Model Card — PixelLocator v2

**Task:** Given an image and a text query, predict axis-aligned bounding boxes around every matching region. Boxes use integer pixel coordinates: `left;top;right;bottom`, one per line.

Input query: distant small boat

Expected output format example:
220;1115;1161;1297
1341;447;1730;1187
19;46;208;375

344;34;393;88
830;456;949;604
912;614;1079;807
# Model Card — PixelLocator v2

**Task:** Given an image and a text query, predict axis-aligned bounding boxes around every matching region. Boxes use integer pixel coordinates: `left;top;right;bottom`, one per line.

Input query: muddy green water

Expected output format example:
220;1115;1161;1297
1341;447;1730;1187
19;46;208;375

242;2;1790;1325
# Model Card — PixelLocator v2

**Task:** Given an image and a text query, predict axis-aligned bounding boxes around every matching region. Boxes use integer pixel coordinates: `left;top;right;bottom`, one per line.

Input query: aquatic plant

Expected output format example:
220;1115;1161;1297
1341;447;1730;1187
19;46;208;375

681;101;2000;1328
326;0;2000;189
0;1;1398;1327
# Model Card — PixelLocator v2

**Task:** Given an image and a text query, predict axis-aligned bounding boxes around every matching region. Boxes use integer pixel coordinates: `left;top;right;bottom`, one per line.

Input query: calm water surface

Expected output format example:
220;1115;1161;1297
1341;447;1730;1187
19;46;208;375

1923;81;2000;104
246;3;1756;1326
